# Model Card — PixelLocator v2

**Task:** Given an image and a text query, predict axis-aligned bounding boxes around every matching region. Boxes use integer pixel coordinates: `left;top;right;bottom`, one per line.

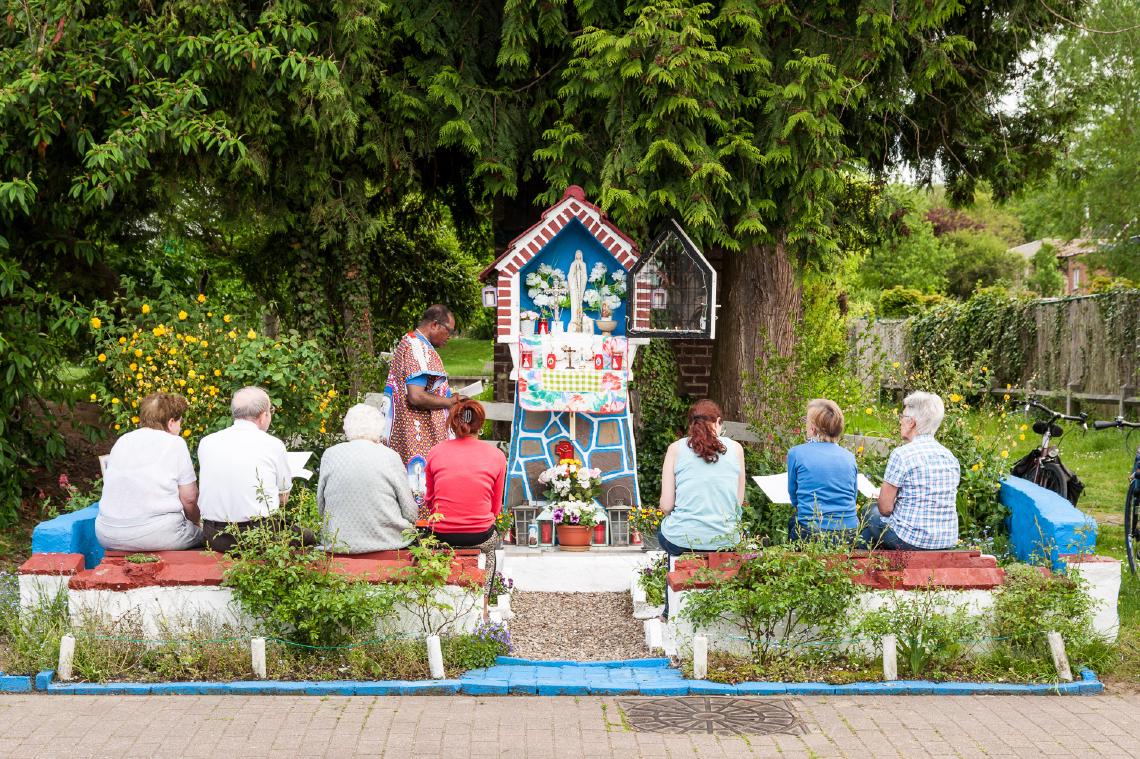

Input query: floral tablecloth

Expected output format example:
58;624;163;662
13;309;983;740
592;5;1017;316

517;334;628;413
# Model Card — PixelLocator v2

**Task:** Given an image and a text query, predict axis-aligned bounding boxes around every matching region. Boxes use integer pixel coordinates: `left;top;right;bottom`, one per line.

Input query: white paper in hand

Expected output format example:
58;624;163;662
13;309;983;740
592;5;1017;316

456;380;484;397
751;474;792;504
287;451;313;481
857;473;881;500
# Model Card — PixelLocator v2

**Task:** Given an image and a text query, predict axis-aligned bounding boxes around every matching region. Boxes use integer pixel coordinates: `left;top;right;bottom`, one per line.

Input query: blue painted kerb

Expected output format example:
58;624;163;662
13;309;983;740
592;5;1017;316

28;660;1105;696
1001;476;1096;568
32;503;103;569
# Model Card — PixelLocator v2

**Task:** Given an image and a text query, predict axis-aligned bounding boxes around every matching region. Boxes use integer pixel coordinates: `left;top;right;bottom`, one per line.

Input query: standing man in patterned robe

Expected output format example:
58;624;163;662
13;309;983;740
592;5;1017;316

384;304;463;472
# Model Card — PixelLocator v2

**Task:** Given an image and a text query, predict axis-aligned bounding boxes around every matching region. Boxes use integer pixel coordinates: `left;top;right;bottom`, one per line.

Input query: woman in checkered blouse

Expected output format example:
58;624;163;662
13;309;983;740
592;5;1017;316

860;391;961;551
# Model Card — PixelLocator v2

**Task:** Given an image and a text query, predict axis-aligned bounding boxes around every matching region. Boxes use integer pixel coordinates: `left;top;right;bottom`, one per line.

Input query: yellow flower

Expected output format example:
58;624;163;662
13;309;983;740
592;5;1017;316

228;330;237;339
1003;393;1010;401
864;407;873;415
111;397;120;405
118;337;126;344
856;446;864;454
141;304;151;314
135;373;143;381
891;361;900;369
981;366;988;374
188;370;196;379
223;314;232;323
971;463;980;472
949;393;962;403
134;348;143;358
182;429;191;438
89;393;97;402
327;389;337;399
197;294;206;303
207;312;213;317
246;329;257;339
214;369;222;377
1000;450;1009;459
131;416;139;424
129;362;137;371
90;317;102;329
1006;383;1011;390
97;353;107;362
200;340;208;348
1019;433;1025;441
178;310;188;321
152;325;166;337
114;424;121;430
177;379;186;387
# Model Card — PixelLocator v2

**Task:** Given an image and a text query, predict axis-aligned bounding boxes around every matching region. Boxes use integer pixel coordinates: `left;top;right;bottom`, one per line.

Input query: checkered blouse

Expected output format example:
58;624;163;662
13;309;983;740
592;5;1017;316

883;435;961;549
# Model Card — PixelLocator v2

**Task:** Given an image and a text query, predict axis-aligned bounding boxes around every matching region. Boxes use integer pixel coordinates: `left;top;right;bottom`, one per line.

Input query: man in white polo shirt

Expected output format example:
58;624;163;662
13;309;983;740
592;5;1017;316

198;386;313;553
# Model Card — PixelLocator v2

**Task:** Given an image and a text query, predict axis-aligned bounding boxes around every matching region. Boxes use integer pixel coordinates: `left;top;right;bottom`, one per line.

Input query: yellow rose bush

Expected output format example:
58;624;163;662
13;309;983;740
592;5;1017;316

86;290;346;451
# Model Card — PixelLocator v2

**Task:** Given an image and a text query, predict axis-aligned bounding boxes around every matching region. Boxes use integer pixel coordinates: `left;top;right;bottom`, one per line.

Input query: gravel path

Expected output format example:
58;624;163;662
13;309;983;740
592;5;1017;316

508;591;650;661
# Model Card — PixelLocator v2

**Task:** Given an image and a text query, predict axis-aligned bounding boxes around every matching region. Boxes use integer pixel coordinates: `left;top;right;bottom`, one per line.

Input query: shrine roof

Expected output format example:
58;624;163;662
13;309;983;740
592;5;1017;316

479;186;640;281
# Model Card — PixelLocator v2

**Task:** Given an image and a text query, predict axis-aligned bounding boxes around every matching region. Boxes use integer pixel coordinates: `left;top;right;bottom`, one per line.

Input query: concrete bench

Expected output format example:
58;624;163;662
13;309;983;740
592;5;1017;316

1000;476;1097;568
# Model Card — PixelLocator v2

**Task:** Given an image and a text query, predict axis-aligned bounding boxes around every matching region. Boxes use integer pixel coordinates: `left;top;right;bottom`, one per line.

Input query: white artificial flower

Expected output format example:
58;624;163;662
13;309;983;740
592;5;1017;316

612;270;626;283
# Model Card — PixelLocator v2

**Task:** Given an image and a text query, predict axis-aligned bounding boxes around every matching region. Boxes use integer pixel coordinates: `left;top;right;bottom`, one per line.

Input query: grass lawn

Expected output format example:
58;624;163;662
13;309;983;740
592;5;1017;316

437;337;493;377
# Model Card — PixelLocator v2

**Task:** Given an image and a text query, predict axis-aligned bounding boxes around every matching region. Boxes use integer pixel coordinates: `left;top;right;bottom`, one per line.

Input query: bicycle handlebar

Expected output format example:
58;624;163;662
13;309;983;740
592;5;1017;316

1023;398;1087;425
1092;418;1140;430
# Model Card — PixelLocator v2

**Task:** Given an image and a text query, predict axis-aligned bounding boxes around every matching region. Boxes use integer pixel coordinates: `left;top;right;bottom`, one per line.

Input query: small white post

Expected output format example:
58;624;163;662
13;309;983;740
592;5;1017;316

497;594;513;621
1047;631;1073;682
693;635;708;680
426;634;445;679
882;634;898;681
476;552;487;569
57;634;76;681
251;637;267;679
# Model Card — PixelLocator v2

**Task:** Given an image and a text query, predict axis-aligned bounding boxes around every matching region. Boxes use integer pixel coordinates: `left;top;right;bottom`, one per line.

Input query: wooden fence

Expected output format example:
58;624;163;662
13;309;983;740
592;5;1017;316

850;292;1140;415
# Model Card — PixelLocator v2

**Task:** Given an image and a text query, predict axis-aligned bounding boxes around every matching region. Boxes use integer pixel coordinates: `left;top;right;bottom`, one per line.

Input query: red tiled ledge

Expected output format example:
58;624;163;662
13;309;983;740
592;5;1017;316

667;550;1007;592
21;550;485;592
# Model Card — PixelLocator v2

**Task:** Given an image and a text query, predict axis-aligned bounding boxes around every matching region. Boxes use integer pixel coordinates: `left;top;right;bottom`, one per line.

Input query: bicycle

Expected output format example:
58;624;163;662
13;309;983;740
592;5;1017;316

1091;416;1140;574
1009;398;1087;505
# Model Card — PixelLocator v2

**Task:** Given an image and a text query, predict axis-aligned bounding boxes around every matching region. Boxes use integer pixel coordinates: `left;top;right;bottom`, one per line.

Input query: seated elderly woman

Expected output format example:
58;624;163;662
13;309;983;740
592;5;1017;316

786;398;858;542
861;391;961;551
317;403;418;553
95;392;204;551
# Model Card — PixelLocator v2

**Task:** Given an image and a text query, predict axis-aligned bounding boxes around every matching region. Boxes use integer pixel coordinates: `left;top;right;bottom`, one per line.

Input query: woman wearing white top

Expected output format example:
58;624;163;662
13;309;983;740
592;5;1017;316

95;393;204;551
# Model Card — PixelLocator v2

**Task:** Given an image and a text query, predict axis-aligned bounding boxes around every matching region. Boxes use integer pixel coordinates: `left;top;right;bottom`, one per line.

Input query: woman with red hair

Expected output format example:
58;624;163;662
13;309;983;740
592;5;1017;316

657;399;745;616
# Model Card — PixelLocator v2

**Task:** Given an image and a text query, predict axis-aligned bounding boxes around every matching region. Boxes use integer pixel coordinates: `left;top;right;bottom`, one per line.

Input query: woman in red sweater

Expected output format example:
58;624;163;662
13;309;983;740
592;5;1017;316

424;399;506;547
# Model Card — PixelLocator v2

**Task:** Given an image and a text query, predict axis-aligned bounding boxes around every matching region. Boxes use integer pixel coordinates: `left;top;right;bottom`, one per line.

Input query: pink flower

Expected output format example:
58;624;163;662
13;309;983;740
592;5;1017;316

598;401;625;414
600;372;622;391
566;394;587;412
58;473;70;490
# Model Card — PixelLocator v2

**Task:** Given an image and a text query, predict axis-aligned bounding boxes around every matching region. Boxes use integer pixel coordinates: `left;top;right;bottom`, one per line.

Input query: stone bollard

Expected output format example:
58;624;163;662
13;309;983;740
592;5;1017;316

882;634;898;681
251;637;267;679
426;635;445;679
57;634;76;681
1047;631;1073;682
693;635;708;680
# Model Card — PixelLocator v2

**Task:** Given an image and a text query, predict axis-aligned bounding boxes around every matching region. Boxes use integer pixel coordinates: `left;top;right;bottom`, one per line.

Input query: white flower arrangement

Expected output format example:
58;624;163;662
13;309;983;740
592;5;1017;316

525;266;568;319
520;310;539;321
583;265;628;318
551;499;600;528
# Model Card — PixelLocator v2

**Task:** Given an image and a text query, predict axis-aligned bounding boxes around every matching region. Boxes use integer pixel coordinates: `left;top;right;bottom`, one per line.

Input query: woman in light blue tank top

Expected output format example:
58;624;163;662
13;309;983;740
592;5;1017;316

658;399;745;577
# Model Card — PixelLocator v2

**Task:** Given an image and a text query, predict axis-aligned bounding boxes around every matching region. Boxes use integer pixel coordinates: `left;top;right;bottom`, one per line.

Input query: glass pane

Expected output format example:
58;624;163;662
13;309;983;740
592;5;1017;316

633;231;709;333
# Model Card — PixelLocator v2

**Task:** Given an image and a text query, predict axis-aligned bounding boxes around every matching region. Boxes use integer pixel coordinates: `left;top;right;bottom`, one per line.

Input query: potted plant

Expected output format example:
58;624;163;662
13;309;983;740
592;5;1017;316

494;509;514;546
583;263;627;335
630;505;665;551
537;457;603;552
519;310;540;336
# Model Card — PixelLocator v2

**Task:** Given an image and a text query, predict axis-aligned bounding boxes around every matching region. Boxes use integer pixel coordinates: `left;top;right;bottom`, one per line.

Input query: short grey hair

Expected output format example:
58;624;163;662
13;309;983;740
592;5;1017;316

903;391;946;436
342;403;385;443
231;386;270;420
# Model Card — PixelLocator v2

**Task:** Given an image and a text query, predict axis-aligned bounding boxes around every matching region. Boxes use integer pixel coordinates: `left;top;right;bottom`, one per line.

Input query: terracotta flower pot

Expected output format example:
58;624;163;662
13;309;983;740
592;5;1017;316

556;524;592;552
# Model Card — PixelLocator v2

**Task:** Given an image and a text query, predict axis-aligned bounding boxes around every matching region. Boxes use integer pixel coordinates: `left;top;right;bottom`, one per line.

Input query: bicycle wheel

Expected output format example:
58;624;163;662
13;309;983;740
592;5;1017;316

1126;479;1139;576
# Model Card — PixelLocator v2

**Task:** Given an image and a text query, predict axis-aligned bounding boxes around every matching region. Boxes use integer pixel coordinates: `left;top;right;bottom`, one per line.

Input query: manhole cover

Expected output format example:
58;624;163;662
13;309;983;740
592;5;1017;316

617;696;805;736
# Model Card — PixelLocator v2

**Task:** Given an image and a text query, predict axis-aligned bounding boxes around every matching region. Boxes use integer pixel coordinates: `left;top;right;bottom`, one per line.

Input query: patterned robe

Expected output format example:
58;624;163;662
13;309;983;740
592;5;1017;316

384;331;451;466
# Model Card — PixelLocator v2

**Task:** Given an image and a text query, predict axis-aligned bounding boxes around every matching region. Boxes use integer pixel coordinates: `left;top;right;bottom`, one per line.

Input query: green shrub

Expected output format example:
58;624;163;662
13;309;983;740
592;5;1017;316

444;622;511;670
638;554;668;607
878;287;947;318
632;340;690;502
85;279;346;452
681;542;859;665
222;490;395;647
991;564;1098;659
855;591;982;677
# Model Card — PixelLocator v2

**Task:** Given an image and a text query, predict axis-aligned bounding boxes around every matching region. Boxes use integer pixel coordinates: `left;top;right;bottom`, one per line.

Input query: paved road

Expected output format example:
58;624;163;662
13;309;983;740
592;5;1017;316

1;693;1138;758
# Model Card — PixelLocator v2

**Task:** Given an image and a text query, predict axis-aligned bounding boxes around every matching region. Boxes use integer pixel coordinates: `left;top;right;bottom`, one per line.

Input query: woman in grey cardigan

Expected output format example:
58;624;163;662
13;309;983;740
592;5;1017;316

317;403;419;553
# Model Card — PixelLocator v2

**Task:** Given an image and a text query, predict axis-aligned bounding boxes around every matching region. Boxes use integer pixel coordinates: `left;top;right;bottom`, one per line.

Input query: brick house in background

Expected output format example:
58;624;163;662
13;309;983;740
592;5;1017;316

1007;237;1103;295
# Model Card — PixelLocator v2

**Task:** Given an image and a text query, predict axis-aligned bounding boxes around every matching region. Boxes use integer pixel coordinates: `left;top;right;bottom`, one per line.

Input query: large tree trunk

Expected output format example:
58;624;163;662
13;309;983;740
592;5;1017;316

711;238;803;422
339;245;376;396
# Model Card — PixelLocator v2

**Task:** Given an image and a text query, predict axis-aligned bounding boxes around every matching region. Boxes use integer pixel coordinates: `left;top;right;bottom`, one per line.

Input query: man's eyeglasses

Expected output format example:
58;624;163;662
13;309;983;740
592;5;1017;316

898;413;913;423
436;320;455;336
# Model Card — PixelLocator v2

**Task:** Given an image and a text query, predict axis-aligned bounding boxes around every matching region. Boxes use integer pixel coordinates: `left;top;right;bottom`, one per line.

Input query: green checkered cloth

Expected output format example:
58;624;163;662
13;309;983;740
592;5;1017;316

542;369;602;393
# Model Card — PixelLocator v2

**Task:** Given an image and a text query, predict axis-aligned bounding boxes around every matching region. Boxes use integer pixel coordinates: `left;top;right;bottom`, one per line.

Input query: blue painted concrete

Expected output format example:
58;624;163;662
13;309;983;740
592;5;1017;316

31;503;103;568
1;673;33;693
30;658;1104;696
1001;476;1097;568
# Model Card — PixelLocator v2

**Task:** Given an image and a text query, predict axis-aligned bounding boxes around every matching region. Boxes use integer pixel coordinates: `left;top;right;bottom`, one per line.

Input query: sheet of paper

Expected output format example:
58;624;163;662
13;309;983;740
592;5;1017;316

751;474;791;504
857;473;881;500
456;380;484;397
287;451;313;481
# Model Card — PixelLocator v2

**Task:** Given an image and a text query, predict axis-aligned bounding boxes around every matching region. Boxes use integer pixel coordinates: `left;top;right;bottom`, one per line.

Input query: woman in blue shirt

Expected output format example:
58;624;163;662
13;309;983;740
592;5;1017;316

786;398;858;543
658;399;745;618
